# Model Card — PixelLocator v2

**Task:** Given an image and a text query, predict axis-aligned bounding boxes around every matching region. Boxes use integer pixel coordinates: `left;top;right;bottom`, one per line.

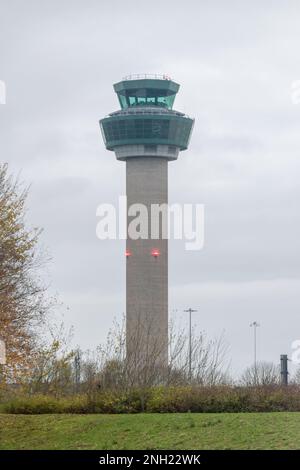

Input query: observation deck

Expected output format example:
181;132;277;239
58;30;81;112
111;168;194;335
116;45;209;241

100;76;194;155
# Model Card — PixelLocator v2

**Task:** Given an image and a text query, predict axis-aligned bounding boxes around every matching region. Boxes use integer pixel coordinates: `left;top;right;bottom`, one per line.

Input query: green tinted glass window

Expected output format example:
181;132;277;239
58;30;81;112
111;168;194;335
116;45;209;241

118;89;176;109
129;96;136;106
101;114;193;150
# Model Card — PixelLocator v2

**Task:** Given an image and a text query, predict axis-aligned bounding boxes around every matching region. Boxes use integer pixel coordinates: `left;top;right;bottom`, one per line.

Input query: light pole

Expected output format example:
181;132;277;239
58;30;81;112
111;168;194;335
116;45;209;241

184;308;197;381
250;321;260;384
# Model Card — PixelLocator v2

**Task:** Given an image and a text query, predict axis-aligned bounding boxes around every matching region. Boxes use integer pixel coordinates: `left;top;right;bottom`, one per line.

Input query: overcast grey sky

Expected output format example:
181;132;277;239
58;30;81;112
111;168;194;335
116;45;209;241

1;0;300;377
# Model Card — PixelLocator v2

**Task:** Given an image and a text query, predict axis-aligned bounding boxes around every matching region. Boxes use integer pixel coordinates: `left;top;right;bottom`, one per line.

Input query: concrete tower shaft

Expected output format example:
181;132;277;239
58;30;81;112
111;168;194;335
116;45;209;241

126;156;168;365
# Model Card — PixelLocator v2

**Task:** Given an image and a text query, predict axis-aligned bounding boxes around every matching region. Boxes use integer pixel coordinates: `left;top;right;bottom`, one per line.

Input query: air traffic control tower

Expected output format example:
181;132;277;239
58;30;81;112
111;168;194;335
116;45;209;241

100;74;194;368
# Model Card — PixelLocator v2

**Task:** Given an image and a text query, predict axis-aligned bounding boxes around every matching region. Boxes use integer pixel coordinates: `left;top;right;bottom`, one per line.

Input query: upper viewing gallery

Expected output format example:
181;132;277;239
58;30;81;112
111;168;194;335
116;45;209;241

114;74;179;109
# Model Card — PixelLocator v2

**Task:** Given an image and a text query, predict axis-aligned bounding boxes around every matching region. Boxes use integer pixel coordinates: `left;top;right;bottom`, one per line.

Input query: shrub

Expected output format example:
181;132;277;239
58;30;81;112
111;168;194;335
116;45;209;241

3;385;300;414
4;395;91;414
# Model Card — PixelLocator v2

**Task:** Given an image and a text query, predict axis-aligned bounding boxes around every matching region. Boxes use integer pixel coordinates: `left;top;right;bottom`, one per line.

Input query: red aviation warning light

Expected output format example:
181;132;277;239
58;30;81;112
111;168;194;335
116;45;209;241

151;248;160;258
125;249;132;257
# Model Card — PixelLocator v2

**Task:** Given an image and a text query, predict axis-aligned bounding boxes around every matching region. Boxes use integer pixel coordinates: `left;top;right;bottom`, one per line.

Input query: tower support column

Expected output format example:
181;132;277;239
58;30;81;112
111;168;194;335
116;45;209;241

126;156;168;367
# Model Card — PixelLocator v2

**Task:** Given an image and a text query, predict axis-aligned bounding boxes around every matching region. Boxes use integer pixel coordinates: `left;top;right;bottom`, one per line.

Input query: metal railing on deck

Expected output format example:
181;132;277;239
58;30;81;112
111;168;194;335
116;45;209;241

122;73;172;81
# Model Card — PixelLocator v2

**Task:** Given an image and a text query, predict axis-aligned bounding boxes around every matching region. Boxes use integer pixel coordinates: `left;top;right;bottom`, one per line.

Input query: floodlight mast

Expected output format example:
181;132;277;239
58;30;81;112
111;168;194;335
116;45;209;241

250;321;260;383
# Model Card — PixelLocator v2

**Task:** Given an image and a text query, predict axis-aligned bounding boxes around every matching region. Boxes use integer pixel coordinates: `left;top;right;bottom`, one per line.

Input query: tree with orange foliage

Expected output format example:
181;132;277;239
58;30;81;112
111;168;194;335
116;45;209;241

0;163;50;383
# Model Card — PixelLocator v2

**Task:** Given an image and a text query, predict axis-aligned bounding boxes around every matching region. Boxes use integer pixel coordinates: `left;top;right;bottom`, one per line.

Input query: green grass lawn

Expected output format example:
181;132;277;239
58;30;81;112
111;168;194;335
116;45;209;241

0;413;300;450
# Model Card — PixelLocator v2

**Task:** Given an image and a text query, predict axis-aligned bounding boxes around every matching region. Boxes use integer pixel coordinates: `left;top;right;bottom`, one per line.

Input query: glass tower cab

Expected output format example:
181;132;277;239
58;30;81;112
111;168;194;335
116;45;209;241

100;74;194;161
114;75;179;109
